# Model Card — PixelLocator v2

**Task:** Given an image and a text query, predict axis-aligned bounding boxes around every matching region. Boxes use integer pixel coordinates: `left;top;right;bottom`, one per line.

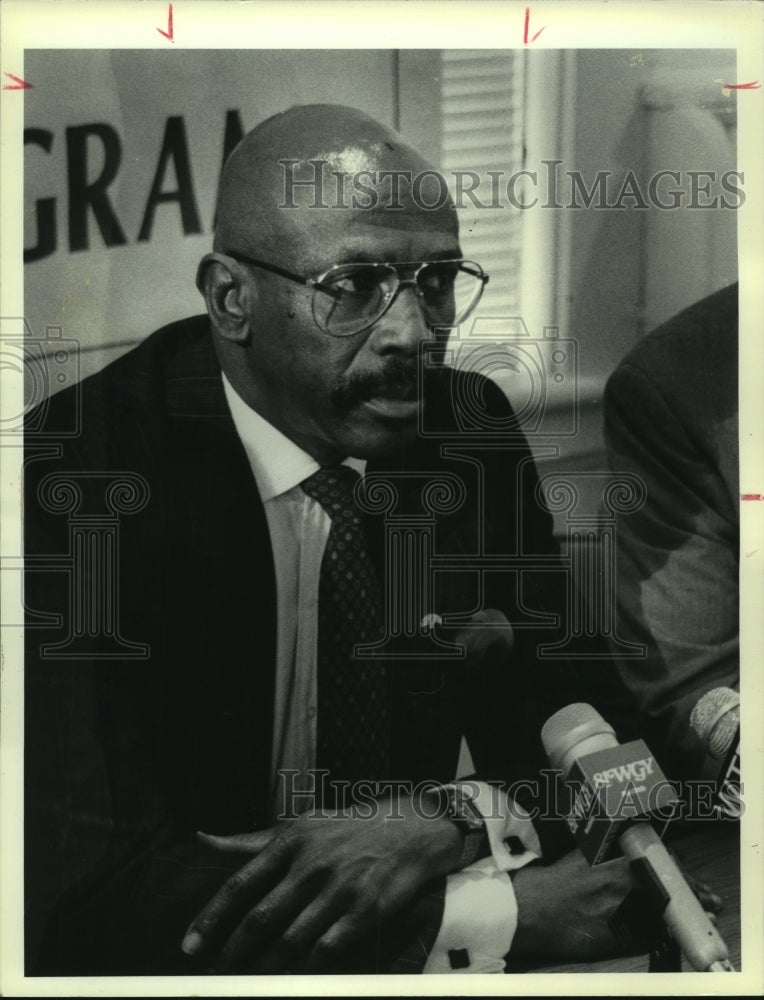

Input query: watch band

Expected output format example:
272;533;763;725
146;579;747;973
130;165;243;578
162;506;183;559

439;784;487;870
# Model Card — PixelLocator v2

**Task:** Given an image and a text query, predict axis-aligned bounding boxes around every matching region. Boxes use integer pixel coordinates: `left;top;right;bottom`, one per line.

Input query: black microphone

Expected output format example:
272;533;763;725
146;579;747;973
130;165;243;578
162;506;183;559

690;687;741;819
541;702;733;972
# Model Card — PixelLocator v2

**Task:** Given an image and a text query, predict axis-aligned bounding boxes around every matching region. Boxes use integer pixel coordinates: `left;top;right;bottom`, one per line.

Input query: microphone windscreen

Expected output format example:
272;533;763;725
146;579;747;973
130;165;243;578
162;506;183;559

689;687;739;759
540;703;616;773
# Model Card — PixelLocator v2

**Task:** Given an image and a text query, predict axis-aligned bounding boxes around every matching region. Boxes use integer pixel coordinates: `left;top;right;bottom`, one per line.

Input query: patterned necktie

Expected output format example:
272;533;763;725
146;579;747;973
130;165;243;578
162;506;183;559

301;466;390;799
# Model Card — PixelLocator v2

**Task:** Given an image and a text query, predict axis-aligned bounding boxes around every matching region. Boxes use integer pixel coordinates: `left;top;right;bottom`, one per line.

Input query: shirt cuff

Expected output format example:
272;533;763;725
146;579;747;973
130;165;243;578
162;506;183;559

422;860;517;973
421;782;542;973
451;779;542;870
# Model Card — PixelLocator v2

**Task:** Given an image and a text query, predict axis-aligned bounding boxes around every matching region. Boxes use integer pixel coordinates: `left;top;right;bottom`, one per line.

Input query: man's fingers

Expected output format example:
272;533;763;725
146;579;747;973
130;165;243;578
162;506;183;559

197;829;275;854
687;874;723;915
208;873;319;972
256;888;351;974
182;837;290;956
300;905;379;974
696;884;723;915
669;848;724;915
269;865;423;974
291;869;417;973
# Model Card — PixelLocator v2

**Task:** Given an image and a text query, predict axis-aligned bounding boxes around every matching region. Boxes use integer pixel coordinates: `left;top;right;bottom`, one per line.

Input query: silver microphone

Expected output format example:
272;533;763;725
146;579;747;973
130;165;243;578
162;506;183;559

689;687;741;820
690;687;739;759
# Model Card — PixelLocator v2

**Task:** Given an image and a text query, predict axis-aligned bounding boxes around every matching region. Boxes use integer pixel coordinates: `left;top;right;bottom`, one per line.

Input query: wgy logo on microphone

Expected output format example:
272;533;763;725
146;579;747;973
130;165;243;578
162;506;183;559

592;756;656;789
562;741;681;865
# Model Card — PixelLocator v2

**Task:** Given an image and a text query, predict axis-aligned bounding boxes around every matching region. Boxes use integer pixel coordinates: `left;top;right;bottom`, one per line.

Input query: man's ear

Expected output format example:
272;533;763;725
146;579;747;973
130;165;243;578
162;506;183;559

196;252;254;344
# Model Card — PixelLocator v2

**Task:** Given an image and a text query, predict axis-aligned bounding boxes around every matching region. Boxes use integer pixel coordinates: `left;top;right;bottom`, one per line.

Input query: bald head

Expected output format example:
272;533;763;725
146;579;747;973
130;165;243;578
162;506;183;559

214;104;452;267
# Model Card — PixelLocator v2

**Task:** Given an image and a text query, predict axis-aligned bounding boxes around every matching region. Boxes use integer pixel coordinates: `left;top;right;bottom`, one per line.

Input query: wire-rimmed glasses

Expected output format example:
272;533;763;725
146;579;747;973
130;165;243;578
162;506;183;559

223;251;489;337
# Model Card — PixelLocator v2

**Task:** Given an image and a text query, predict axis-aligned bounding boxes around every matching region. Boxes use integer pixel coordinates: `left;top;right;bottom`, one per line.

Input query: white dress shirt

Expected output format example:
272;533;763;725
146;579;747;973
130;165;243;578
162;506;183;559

222;373;365;815
222;373;541;972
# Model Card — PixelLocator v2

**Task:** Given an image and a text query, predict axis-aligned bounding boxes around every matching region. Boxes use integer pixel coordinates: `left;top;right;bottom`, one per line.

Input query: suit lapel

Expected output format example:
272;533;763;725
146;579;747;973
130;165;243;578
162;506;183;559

365;410;472;786
163;328;278;831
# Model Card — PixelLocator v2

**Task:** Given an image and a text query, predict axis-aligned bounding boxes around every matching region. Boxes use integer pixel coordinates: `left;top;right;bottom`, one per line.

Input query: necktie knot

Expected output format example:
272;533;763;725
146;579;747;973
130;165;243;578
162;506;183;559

301;466;362;524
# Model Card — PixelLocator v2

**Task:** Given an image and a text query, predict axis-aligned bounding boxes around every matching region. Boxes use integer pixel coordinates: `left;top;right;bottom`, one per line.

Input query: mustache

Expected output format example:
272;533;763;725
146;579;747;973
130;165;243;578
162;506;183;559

331;358;438;411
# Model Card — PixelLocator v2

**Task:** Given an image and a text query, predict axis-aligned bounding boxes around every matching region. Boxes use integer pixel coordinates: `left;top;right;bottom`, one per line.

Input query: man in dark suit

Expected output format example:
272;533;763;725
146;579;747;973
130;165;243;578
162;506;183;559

24;104;635;976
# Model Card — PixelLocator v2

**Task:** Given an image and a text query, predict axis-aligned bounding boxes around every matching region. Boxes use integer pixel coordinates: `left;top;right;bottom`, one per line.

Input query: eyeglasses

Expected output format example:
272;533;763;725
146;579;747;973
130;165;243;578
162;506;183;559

223;251;489;337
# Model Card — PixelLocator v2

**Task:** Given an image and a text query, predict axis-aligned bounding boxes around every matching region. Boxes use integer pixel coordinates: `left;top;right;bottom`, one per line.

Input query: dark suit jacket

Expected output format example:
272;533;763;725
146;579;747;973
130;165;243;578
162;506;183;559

24;315;629;974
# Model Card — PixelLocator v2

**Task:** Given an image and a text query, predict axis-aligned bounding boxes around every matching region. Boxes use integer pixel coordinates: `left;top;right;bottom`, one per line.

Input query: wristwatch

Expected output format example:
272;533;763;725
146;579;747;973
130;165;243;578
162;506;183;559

439;784;487;870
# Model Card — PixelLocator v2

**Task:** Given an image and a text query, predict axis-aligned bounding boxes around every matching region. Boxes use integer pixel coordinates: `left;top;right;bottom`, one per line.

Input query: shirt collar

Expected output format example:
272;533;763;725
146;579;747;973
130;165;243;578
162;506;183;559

222;372;365;502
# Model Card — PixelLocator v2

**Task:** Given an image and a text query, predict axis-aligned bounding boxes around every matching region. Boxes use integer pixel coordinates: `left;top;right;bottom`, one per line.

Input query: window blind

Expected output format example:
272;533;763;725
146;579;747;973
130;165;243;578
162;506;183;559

440;50;526;319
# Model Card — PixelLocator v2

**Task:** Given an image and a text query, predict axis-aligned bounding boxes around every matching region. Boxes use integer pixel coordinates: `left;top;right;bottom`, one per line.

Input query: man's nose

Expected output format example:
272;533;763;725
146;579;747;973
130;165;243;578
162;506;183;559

369;283;430;354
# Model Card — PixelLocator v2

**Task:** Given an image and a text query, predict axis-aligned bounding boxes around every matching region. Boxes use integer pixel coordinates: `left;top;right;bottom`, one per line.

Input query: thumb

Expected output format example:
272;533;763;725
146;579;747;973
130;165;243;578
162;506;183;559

196;828;275;854
454;608;515;669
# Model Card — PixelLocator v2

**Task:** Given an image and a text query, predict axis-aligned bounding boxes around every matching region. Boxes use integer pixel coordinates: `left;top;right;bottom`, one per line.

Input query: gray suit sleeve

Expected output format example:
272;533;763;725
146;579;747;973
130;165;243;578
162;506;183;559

603;359;738;780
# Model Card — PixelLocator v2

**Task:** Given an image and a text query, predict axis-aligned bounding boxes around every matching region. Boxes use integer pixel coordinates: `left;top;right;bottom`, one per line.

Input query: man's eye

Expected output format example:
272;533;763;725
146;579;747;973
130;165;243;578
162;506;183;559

420;267;457;293
330;270;380;295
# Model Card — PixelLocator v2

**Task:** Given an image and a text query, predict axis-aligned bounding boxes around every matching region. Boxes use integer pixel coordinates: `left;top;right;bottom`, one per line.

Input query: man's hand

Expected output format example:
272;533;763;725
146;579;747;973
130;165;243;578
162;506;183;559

181;794;462;973
452;608;515;673
511;847;725;965
511;849;636;961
